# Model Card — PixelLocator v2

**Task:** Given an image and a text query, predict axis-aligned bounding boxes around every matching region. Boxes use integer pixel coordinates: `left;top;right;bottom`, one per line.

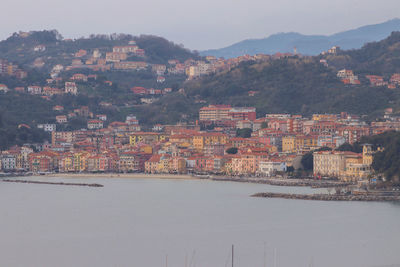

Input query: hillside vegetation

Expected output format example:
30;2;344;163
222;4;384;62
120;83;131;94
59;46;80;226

130;32;400;124
327;31;400;74
185;58;399;116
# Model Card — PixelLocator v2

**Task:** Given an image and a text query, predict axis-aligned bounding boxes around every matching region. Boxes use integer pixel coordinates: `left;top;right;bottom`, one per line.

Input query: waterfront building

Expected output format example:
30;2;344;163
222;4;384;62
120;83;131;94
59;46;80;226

258;160;287;176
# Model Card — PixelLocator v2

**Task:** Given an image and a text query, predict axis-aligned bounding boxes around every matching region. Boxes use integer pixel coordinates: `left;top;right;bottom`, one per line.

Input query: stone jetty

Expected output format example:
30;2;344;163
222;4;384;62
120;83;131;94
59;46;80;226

252;192;400;202
1;179;103;187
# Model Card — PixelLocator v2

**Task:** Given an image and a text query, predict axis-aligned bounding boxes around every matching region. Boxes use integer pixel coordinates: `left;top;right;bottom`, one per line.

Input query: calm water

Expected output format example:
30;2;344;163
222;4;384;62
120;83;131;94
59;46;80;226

1;176;400;267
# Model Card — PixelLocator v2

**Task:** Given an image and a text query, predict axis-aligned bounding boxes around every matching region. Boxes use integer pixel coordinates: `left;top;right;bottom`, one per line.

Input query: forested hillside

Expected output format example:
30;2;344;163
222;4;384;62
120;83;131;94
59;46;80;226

326;31;400;74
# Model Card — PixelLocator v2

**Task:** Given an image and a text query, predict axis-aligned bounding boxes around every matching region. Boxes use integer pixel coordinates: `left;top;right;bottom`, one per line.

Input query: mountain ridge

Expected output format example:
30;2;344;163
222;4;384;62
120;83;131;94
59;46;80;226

201;18;400;58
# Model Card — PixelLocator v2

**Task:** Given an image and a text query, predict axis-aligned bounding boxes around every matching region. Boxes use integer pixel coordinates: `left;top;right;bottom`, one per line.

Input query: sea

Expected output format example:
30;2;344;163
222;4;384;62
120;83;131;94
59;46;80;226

0;176;399;267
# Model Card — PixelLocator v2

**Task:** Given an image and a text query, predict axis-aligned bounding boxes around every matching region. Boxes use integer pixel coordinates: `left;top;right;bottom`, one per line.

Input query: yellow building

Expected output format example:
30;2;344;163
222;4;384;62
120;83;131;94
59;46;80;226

145;155;161;173
138;144;153;154
129;132;167;146
168;157;186;173
295;135;318;153
192;133;228;151
282;136;296;153
362;144;373;165
60;154;74;172
282;135;318;154
158;156;171;173
73;152;88;172
313;145;373;181
312;114;337;121
118;152;139;172
224;160;233;175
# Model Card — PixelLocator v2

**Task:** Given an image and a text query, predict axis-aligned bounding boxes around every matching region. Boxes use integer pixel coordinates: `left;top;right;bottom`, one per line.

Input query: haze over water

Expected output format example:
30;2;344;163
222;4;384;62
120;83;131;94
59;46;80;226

1;177;400;267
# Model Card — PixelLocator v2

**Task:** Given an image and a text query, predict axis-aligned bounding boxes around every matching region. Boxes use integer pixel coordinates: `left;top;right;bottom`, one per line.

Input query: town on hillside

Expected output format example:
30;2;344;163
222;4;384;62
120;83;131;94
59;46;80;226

1;102;399;183
1;32;400;184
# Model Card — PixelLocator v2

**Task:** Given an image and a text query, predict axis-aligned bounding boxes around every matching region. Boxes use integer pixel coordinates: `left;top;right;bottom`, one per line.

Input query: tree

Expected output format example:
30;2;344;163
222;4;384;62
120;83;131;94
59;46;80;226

336;143;354;151
301;146;332;171
286;166;295;173
261;121;268;129
301;152;314;171
226;147;238;154
236;128;252;138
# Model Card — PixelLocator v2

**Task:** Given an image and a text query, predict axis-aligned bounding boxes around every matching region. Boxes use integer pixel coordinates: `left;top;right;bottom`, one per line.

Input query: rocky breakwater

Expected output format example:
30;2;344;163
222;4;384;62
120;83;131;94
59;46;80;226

1;179;103;187
252;192;400;202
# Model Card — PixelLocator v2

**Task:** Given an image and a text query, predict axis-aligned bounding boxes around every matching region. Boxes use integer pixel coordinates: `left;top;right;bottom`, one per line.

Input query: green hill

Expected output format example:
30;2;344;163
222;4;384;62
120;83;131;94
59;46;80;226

184;57;398;117
137;31;400;125
0;30;199;67
325;31;400;74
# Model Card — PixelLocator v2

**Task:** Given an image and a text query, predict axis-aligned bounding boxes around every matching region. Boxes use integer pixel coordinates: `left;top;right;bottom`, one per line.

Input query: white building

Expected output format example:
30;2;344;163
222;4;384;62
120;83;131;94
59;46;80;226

87;120;103;130
93;49;101;58
126;115;139;125
37;124;57;132
56;115;68;124
1;154;16;171
33;45;46;52
152;124;163;132
65;82;78;95
0;84;9;92
27;86;42;94
236;120;253;129
96;114;107;121
258;161;287;176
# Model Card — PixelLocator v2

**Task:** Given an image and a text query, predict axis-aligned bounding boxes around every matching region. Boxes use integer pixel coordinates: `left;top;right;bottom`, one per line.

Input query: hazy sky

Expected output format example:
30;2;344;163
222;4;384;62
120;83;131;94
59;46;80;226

1;0;399;50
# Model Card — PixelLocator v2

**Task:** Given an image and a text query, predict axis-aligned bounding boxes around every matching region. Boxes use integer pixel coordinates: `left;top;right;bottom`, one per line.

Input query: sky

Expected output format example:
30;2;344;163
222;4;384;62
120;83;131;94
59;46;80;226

1;0;399;50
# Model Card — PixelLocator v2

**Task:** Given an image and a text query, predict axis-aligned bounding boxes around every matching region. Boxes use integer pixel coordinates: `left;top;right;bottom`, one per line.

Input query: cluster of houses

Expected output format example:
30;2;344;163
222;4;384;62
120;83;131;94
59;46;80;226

63;41;284;81
337;69;400;89
0;58;27;81
1;104;400;181
11;81;80;97
26;37;297;86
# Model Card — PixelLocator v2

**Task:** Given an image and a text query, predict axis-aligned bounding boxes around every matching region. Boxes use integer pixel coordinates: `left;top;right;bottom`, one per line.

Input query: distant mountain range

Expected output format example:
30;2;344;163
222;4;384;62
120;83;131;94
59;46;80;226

201;18;400;58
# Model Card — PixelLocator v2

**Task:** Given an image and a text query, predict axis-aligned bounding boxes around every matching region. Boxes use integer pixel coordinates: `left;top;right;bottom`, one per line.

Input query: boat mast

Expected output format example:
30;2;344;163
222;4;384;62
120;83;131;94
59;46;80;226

232;245;234;267
264;242;267;267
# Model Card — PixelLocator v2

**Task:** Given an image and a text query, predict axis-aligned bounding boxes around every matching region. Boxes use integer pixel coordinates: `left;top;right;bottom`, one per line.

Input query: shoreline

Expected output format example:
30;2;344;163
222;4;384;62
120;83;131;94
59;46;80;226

43;173;197;180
